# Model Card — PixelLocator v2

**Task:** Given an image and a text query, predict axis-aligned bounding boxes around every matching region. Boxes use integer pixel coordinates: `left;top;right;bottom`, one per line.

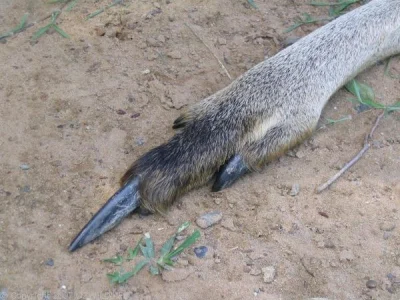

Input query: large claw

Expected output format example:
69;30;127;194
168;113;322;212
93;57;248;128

69;177;141;252
212;154;250;192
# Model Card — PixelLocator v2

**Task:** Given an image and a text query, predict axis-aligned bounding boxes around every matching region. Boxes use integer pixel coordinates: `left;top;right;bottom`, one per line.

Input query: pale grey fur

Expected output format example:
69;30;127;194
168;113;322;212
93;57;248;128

123;0;400;210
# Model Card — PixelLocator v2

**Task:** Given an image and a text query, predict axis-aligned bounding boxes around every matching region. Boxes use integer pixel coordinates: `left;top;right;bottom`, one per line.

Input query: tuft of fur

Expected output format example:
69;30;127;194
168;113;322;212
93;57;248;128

122;0;400;212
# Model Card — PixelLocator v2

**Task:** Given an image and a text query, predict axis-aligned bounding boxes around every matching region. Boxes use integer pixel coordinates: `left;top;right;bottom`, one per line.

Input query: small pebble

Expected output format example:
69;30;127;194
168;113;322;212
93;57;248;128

366;279;377;289
379;222;396;232
116;109;126;115
221;218;236;231
289;183;300;196
387;273;396;281
0;288;7;300
20;185;31;193
324;239;335;249
250;268;262;276
42;291;51;300
122;291;133;300
281;36;301;48
196;211;222;229
194;246;208;258
318;211;329;218
142;69;151;74
217;37;227;45
131;113;141;118
45;258;54;266
94;27;106;36
356;103;371;113
136;137;145;146
383;231;392;240
262;266;276;283
20;164;30;170
177;259;189;266
167;50;182;59
243;266;251;273
81;272;92;283
161;267;194;282
339;249;354;262
295;149;306;159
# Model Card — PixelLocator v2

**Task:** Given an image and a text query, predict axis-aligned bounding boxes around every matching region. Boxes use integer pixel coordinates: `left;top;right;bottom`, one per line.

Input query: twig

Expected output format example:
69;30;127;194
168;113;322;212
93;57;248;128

316;111;385;193
184;23;232;80
300;257;315;277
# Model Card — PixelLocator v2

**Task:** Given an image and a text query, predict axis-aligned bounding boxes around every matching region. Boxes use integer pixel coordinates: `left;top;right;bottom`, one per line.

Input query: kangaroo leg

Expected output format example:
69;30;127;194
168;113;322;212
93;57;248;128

69;0;400;251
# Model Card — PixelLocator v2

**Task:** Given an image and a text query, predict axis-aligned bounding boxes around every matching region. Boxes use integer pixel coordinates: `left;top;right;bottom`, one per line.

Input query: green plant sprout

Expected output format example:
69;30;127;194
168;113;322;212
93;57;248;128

285;13;332;33
86;0;124;20
103;222;201;284
384;57;400;79
286;0;362;33
32;10;70;41
345;79;400;113
310;0;362;17
0;13;29;40
47;0;79;11
247;0;258;9
325;115;352;125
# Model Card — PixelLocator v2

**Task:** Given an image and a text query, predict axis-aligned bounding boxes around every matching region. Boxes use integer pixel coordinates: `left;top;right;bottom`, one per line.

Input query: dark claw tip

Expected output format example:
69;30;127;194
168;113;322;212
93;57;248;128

68;177;141;252
212;154;250;192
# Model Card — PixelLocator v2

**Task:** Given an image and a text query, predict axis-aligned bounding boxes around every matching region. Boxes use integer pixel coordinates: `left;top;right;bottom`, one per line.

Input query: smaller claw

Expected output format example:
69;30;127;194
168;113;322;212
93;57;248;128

69;177;141;252
212;154;250;192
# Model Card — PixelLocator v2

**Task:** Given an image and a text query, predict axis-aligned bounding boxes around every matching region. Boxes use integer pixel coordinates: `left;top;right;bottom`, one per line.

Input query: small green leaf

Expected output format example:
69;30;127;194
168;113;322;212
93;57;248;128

86;8;105;20
325;115;352;125
160;235;176;257
32;25;51;40
387;101;400;112
247;0;258;9
116;271;136;283
165;230;201;260
149;265;160;275
107;259;149;284
285;14;332;33
17;13;29;31
140;233;155;259
177;221;190;233
107;271;122;283
48;0;67;3
50;10;61;23
103;255;124;265
345;80;375;104
52;24;70;38
127;238;142;261
144;232;155;259
66;0;79;11
132;259;150;276
0;13;29;39
384;57;400;79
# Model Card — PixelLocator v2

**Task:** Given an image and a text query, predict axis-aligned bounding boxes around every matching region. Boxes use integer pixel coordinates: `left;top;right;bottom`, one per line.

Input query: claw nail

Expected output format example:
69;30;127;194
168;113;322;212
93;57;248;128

69;177;141;252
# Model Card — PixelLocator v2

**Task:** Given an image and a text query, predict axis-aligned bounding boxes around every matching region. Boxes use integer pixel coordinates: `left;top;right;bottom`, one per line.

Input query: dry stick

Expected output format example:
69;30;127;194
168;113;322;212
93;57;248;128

300;257;315;277
316;111;385;193
184;23;232;80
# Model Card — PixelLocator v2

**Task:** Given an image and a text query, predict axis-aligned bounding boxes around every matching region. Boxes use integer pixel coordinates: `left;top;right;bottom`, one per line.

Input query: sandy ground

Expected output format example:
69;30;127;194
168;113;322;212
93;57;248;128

1;0;400;299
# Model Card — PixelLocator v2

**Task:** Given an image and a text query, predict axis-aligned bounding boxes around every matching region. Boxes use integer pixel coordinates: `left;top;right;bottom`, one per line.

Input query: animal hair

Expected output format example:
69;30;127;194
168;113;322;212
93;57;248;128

122;0;400;212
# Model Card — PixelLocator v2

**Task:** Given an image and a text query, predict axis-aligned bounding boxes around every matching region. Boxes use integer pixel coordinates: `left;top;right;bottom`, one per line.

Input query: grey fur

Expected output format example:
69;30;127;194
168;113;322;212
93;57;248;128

123;0;400;211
